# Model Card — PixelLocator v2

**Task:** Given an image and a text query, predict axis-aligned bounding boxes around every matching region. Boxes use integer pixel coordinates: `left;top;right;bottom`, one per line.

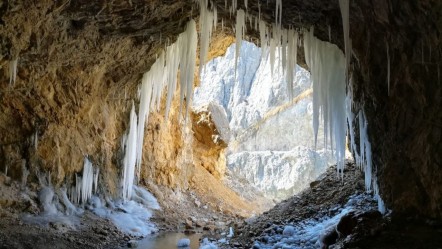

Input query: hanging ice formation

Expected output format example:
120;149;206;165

9;58;18;86
69;157;100;204
275;0;282;28
346;79;386;214
122;103;138;200
259;20;269;63
338;0;351;73
303;27;347;179
345;84;359;164
198;0;216;77
235;9;246;74
120;20;198;200
286;29;298;99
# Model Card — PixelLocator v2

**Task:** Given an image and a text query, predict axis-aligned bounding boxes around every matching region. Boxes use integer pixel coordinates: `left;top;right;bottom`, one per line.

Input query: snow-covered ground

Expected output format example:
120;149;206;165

193;41;335;200
23;184;160;237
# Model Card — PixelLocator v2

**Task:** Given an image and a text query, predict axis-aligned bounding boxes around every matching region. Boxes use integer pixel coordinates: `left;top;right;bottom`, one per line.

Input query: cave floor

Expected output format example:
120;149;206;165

0;211;127;249
1;163;442;249
226;162;442;249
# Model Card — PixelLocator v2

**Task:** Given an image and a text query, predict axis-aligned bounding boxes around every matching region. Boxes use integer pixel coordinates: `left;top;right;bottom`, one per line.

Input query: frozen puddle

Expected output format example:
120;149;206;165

136;232;203;249
251;193;377;249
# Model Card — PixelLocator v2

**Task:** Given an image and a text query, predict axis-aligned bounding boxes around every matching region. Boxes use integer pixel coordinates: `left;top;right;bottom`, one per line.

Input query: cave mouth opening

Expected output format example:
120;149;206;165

193;40;340;203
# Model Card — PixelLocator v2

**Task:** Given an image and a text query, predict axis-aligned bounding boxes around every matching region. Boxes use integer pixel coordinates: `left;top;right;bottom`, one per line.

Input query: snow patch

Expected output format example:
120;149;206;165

92;185;160;237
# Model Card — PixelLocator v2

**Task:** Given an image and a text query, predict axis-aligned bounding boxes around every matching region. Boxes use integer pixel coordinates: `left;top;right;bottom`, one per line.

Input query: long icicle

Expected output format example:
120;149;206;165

235;9;246;76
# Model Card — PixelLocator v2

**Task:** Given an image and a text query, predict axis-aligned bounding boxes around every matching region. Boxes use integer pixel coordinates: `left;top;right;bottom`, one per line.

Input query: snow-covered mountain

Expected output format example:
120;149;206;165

193;41;334;201
194;41;311;136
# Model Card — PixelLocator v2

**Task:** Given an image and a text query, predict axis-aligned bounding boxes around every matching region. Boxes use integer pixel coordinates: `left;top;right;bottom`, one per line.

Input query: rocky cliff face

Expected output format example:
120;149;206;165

194;41;335;200
0;0;441;220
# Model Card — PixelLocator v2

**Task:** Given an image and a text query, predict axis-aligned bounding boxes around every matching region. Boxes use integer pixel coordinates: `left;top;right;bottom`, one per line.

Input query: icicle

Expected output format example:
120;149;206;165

122;103;138;200
373;178;386;214
244;0;247;10
269;25;277;76
178;20;198;119
358;110;365;170
93;168;99;194
328;25;331;41
275;0;282;29
34;131;38;150
254;16;258;31
286;29;298;99
386;42;390;96
199;0;215;77
136;73;153;177
259;20;268;63
235;9;246;75
338;0;350;75
9;58;18;86
81;157;95;204
345;83;359;164
165;43;181;121
70;157;97;204
213;6;218;31
281;29;288;73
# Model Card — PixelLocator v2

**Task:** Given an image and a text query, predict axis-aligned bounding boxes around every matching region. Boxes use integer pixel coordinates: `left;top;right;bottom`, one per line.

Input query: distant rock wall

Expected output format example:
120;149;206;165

194;41;335;200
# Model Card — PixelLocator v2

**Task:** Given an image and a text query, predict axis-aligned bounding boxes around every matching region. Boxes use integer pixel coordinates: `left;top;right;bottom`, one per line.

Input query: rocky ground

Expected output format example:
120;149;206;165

1;162;442;249
222;161;442;249
0;174;127;249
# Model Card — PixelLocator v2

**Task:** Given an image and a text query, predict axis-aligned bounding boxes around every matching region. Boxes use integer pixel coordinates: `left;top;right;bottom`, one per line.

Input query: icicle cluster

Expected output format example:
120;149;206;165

70;157;99;204
120;20;198;200
346;83;386;214
303;27;347;178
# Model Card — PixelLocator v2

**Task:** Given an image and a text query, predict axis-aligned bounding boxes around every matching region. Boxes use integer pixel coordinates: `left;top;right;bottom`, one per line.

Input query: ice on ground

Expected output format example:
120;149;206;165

200;238;218;249
282;225;295;236
227;227;234;237
250;193;377;249
132;185;161;210
177;238;191;247
38;186;58;215
92;185;159;237
22;186;81;229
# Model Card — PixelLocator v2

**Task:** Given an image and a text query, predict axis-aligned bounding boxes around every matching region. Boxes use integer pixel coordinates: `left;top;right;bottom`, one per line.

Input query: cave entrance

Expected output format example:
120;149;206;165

193;41;338;203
